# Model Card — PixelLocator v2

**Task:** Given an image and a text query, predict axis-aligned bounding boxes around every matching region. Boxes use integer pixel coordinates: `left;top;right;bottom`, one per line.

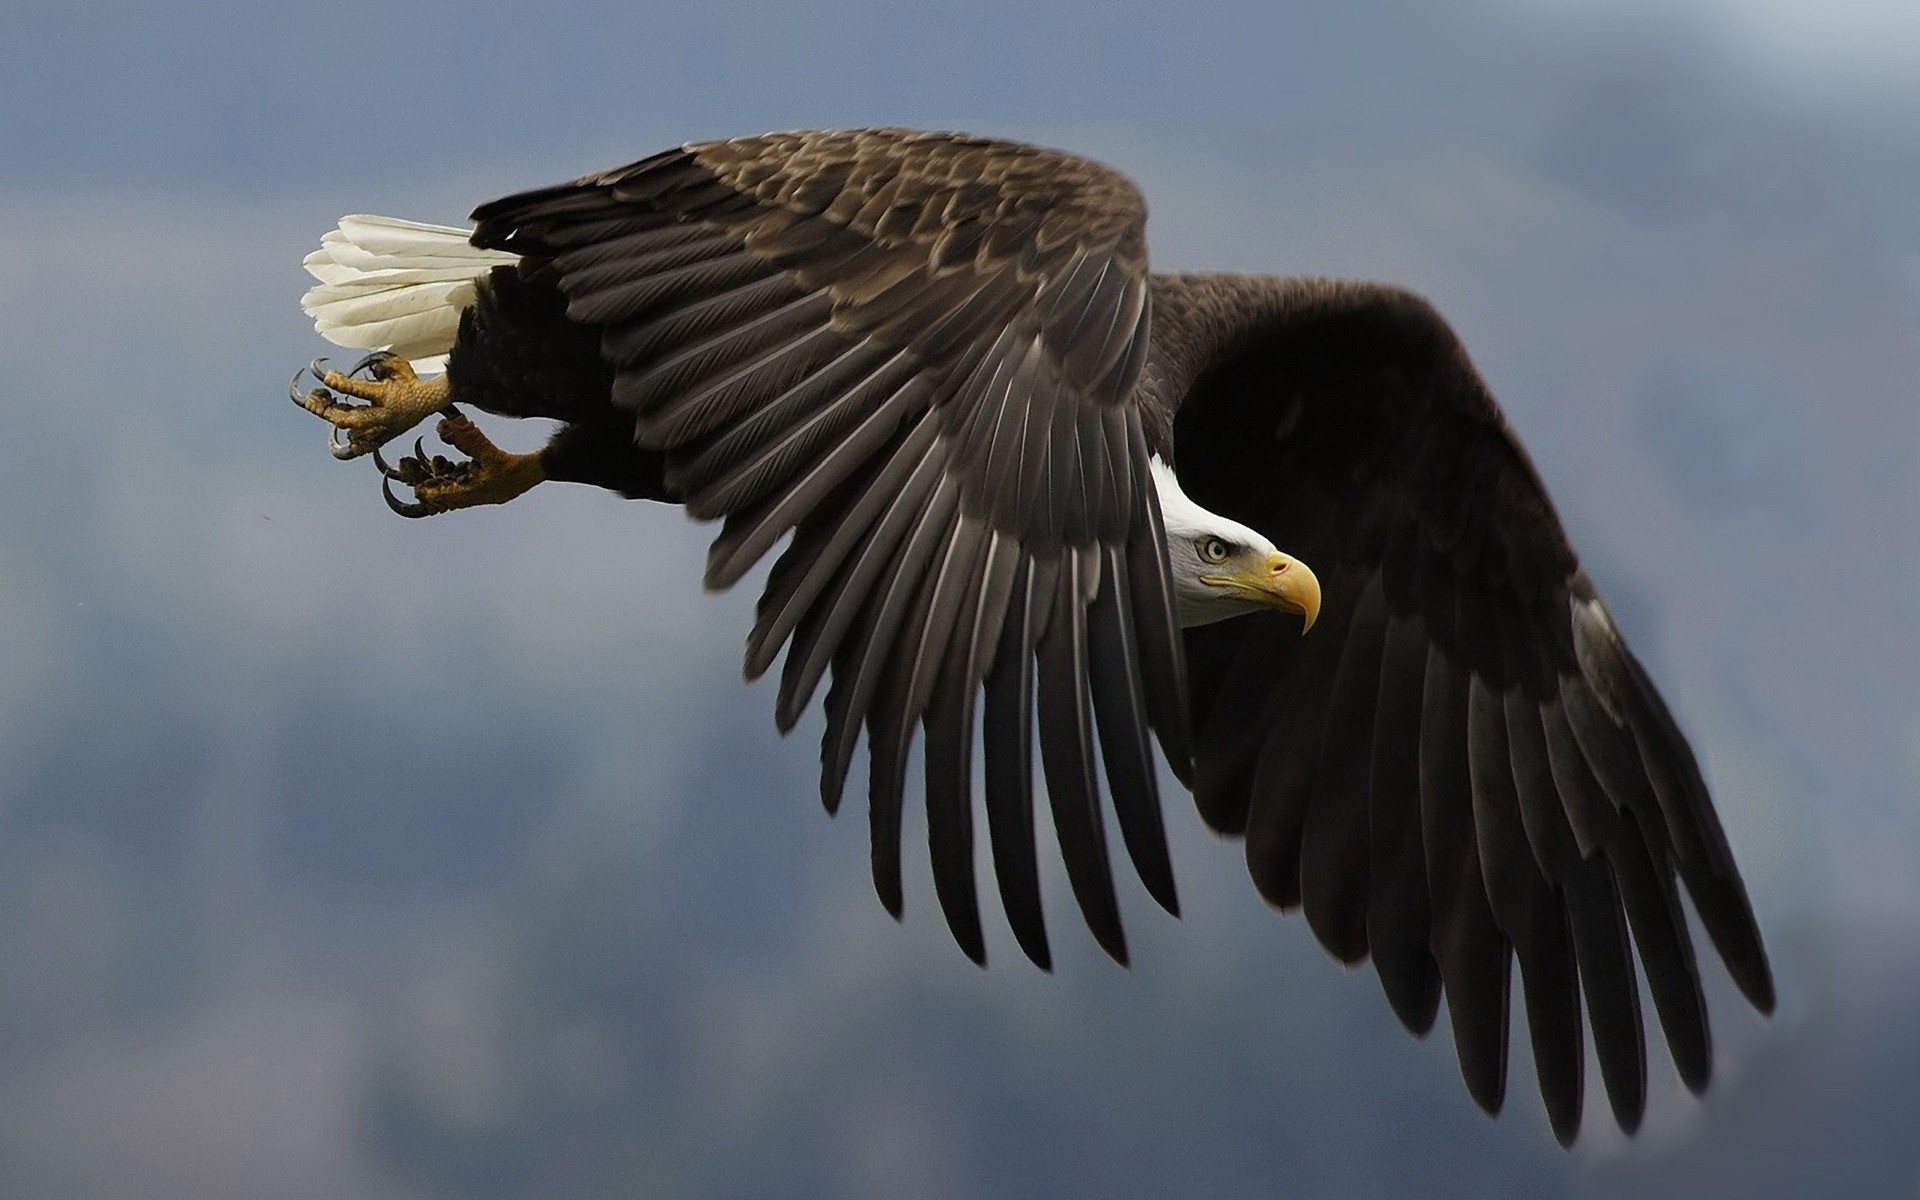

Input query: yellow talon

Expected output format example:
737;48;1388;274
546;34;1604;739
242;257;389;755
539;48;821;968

289;351;452;460
375;410;545;518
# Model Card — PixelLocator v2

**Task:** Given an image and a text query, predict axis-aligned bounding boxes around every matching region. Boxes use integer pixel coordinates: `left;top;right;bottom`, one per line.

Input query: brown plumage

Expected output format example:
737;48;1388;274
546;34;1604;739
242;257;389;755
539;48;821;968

298;127;1774;1144
468;130;1179;972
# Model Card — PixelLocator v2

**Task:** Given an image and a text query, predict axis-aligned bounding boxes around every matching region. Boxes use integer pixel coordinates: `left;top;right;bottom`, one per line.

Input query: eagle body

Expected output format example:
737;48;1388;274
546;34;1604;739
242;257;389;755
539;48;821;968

297;128;1772;1144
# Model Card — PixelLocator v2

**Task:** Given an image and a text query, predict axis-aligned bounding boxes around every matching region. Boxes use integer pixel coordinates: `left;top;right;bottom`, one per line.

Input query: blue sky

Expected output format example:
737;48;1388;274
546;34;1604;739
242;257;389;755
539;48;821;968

1;1;1917;1196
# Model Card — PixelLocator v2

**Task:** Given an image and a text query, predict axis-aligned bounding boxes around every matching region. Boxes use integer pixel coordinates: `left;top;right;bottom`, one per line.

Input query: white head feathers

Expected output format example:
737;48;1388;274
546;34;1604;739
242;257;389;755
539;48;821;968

1150;457;1291;627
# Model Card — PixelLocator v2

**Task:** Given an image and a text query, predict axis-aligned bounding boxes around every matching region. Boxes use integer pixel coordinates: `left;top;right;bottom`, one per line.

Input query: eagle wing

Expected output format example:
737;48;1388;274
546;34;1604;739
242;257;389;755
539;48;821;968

471;130;1188;969
1171;278;1774;1142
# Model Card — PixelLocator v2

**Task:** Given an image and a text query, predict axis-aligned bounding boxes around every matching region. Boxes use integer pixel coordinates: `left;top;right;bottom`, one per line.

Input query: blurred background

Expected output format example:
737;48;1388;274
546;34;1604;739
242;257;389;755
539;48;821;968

2;1;1917;1196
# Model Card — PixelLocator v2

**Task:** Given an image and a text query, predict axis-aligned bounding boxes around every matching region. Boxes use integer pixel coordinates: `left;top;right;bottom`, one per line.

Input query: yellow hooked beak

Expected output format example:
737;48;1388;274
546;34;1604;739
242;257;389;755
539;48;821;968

1202;550;1322;632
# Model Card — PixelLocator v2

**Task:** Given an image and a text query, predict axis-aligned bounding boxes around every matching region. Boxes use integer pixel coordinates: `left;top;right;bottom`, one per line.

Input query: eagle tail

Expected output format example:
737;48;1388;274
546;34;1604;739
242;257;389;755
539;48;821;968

300;215;519;372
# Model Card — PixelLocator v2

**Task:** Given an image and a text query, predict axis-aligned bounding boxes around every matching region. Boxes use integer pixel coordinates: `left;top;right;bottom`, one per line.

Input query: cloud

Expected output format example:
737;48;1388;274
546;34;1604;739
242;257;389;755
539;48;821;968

1634;361;1806;514
0;994;421;1200
1503;0;1920;95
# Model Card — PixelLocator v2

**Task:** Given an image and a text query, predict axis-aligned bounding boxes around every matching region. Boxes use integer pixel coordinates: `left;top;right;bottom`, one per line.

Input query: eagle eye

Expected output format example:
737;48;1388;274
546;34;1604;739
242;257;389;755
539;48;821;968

1198;537;1231;564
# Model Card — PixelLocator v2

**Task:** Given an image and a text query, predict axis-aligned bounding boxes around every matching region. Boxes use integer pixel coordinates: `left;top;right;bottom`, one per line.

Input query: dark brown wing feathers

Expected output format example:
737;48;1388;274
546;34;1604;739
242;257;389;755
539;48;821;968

471;130;1185;970
1169;275;1773;1140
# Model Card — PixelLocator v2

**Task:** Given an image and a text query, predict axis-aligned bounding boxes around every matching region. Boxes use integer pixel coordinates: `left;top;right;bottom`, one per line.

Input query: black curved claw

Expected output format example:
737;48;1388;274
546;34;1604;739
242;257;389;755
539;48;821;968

309;357;332;382
289;369;309;406
346;350;395;378
329;426;360;460
382;476;435;519
371;444;398;478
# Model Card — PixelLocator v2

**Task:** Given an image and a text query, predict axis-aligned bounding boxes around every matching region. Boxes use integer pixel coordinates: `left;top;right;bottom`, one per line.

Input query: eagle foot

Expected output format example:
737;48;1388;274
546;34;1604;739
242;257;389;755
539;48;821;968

290;351;452;461
373;409;544;518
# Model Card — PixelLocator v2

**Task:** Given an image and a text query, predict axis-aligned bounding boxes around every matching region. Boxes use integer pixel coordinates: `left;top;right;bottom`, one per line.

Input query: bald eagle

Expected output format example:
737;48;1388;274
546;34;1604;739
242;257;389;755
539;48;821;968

293;128;1772;1143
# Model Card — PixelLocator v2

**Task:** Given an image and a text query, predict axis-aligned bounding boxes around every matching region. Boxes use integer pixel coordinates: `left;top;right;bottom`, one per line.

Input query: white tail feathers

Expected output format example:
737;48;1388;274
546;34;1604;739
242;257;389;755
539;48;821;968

301;215;519;372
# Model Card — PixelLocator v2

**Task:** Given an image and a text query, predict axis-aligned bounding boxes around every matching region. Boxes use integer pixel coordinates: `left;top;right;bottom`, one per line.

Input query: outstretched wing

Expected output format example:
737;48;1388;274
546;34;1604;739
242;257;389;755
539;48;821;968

471;130;1190;968
1170;277;1773;1143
